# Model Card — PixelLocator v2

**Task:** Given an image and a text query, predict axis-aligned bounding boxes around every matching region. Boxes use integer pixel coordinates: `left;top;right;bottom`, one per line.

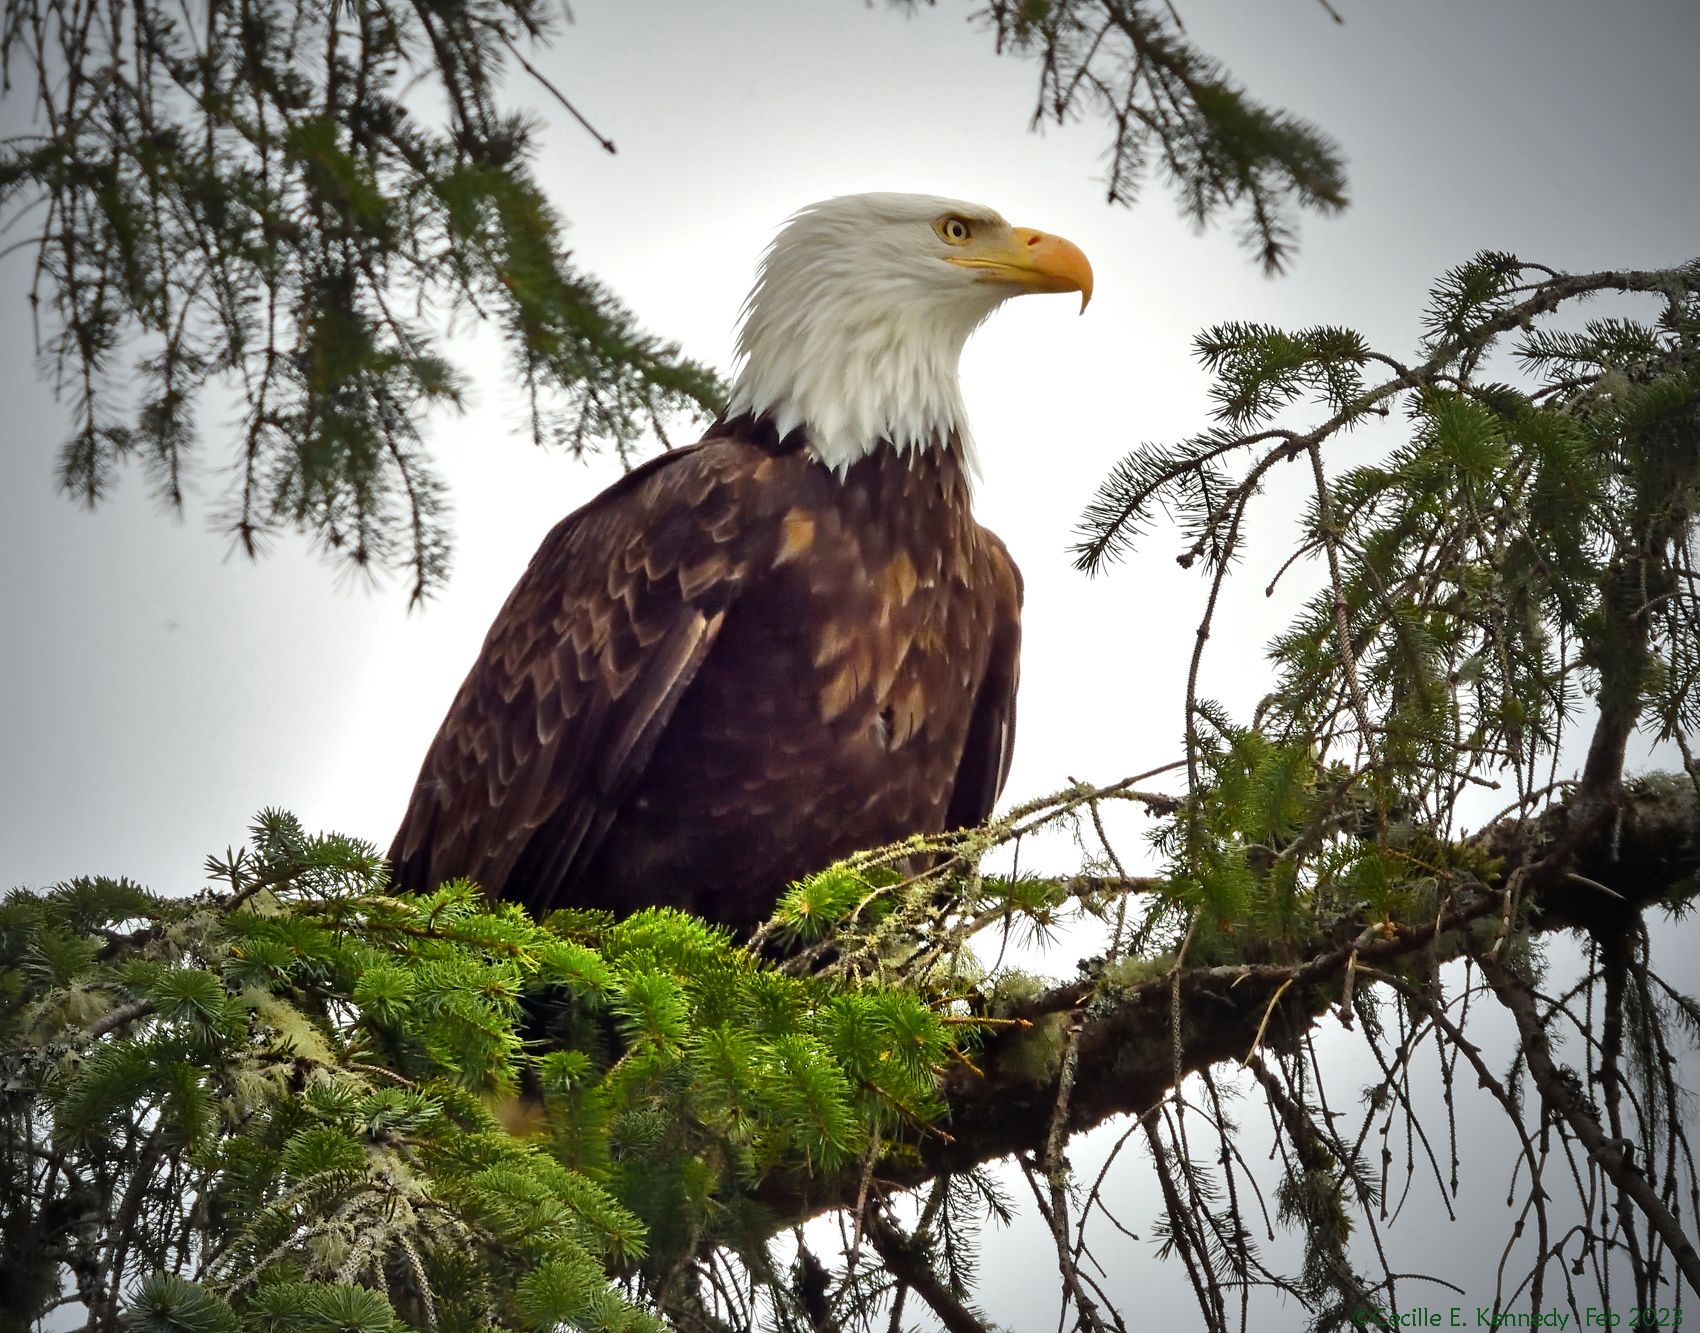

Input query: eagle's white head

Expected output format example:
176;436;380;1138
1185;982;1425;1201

723;193;1092;475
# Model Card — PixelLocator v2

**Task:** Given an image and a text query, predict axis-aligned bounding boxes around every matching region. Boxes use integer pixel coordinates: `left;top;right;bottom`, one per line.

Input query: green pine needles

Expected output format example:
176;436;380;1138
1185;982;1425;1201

0;812;951;1333
0;0;723;603
1077;255;1700;840
975;0;1348;272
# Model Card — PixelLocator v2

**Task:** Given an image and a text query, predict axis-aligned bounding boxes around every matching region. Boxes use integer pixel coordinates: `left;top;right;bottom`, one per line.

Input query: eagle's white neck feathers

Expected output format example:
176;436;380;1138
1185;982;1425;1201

724;194;1016;475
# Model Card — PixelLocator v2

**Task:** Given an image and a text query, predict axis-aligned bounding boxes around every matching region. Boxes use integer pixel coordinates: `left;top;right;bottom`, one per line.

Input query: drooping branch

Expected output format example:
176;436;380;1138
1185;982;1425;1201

0;0;724;601
859;1209;993;1333
967;0;1349;272
1478;954;1700;1294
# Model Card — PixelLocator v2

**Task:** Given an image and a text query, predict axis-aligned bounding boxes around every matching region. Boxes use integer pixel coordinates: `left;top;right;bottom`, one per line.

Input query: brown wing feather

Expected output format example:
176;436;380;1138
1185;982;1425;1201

388;443;753;919
946;533;1023;831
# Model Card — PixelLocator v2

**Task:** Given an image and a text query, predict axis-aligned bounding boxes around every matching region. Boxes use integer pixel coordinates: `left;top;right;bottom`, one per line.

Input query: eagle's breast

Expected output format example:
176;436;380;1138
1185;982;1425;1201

574;425;1013;927
388;420;1022;933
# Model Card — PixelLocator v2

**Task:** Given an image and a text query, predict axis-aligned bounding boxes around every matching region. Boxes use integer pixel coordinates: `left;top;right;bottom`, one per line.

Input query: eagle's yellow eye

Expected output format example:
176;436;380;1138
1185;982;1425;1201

936;216;973;245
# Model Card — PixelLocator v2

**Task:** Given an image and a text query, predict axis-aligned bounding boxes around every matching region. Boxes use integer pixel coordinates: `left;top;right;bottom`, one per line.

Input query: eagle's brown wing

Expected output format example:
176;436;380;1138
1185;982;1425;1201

946;532;1023;831
388;442;757;919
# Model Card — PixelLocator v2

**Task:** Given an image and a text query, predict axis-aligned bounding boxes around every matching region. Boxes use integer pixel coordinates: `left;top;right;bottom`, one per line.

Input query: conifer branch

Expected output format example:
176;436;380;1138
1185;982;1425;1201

974;0;1349;271
0;0;722;599
498;35;617;155
84;997;157;1040
751;778;1700;1229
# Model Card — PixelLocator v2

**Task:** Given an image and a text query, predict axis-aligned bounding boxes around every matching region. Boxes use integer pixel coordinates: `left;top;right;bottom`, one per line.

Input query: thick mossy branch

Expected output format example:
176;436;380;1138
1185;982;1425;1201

751;777;1700;1229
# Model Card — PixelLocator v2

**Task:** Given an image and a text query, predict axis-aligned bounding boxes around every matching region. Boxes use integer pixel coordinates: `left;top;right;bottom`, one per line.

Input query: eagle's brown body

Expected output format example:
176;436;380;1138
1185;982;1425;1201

388;413;1022;930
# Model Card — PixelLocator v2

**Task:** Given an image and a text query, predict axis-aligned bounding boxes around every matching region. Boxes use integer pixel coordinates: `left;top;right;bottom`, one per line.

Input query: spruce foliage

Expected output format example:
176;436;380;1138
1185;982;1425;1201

973;0;1348;272
0;0;723;602
1;813;951;1333
1077;257;1700;830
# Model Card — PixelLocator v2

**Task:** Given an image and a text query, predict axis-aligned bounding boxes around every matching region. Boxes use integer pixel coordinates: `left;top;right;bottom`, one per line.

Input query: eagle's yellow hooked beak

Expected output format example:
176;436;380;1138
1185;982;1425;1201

947;226;1094;312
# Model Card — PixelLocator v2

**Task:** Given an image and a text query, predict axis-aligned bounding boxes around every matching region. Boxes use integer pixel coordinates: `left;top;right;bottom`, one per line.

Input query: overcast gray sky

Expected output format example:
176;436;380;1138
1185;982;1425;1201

4;0;1699;1327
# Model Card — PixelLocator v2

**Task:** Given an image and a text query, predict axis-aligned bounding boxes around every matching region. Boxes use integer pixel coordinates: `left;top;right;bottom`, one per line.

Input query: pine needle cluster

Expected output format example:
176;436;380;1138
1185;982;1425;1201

974;0;1348;272
0;812;951;1333
1076;257;1700;842
0;0;723;602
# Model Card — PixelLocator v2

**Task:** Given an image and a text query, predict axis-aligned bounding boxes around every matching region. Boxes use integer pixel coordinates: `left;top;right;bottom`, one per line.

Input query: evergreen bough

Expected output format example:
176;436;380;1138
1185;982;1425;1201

1;812;951;1333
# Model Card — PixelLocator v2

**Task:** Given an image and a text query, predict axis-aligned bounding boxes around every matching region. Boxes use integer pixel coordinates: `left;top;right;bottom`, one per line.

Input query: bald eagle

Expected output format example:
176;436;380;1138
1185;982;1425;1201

389;193;1092;930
